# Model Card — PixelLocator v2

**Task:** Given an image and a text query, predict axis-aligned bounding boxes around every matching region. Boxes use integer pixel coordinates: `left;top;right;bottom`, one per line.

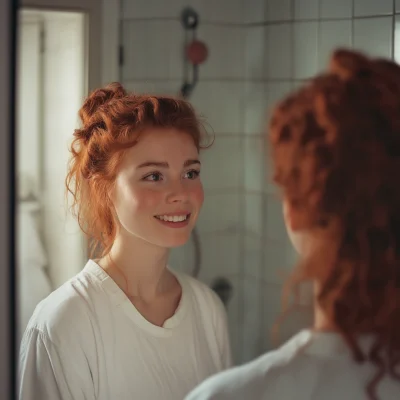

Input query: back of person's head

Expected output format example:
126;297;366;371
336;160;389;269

66;82;208;256
269;49;400;398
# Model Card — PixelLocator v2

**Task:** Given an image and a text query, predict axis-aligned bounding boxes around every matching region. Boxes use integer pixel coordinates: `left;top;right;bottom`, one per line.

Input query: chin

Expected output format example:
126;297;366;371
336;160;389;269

151;231;192;249
165;235;191;248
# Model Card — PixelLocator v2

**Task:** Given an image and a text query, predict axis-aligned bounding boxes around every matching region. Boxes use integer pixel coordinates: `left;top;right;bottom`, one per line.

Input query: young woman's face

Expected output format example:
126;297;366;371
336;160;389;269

111;128;204;248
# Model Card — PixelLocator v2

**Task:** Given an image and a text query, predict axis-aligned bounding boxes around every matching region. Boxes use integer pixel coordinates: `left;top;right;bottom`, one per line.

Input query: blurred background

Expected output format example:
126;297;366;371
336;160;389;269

14;0;400;368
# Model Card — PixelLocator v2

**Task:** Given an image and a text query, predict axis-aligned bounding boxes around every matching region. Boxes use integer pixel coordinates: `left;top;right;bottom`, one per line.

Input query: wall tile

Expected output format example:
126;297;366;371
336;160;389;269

243;233;263;279
265;81;292;119
293;21;318;79
265;194;287;241
264;239;297;285
201;136;242;191
242;277;264;362
319;20;352;69
121;0;186;19
294;0;319;20
244;0;267;23
200;25;244;79
320;0;352;18
244;82;268;135
266;0;292;21
122;0;244;23
244;135;265;192
224;276;242;364
245;27;267;79
121;20;183;80
354;0;393;17
265;23;292;79
197;192;241;234
190;0;243;24
244;193;264;236
124;81;179;95
394;16;400;65
190;82;244;134
198;232;241;281
353;17;393;59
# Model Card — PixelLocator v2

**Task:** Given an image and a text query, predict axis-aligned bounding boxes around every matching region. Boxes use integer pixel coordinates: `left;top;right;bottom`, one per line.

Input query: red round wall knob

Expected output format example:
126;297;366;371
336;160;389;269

186;40;209;65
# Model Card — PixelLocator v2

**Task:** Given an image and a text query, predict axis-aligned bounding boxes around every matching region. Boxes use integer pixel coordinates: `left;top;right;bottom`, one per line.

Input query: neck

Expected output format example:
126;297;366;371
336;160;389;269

99;229;171;301
313;281;337;332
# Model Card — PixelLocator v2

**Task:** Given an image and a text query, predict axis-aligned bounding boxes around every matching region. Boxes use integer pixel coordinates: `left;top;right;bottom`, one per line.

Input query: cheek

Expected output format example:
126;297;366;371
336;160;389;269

133;189;164;212
117;185;161;214
189;183;204;207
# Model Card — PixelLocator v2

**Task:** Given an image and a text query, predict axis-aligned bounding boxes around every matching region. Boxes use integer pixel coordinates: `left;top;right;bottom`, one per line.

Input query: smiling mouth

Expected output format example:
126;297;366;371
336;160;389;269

154;214;191;222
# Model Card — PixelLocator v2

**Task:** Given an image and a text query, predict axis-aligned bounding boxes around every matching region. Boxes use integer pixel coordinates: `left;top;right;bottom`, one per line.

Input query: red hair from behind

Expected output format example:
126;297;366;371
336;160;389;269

269;49;400;400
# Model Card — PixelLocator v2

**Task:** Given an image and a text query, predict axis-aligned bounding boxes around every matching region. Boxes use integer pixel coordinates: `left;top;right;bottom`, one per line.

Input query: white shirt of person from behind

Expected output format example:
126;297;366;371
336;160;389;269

185;329;400;400
18;260;232;400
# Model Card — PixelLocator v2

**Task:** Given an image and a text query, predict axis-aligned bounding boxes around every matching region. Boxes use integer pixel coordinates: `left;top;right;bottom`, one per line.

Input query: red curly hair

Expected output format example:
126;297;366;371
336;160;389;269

269;49;400;399
66;82;209;257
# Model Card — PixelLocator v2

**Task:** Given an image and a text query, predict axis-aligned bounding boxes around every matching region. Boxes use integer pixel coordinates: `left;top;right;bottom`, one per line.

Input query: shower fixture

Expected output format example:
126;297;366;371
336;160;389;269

179;7;209;278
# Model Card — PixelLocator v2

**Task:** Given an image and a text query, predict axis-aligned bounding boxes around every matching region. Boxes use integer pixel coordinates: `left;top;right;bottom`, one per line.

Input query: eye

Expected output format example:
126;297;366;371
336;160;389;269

143;172;163;182
185;169;200;180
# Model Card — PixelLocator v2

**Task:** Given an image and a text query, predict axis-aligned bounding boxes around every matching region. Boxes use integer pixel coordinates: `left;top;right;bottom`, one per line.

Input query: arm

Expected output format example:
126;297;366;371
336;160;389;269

18;328;95;400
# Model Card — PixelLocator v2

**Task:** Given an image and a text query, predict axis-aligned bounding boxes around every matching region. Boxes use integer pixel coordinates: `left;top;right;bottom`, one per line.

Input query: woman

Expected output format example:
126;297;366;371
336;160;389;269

186;49;400;400
18;83;232;400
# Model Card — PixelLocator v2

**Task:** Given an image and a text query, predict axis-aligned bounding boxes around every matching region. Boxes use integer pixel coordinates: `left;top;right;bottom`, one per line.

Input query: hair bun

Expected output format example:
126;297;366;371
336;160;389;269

329;48;372;82
79;82;127;126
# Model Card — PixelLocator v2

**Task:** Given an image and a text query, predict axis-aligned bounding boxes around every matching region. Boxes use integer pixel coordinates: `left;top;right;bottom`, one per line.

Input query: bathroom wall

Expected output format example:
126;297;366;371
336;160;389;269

244;0;400;359
119;0;246;363
113;0;400;365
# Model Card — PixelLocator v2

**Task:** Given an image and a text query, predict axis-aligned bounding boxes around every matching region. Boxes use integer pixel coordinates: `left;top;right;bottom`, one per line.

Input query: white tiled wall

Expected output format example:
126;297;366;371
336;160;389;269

121;0;243;23
119;0;400;365
120;0;246;364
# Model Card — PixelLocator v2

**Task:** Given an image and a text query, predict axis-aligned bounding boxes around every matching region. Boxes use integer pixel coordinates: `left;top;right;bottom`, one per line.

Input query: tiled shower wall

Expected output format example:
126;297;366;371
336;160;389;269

119;0;246;363
244;0;400;362
118;0;400;365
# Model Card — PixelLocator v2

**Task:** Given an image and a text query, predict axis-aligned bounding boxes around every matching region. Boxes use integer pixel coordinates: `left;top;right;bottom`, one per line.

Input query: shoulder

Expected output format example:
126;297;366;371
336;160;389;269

25;265;101;347
186;330;314;400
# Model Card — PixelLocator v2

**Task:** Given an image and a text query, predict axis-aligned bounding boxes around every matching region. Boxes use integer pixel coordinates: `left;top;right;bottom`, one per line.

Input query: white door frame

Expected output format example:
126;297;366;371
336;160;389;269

0;1;120;396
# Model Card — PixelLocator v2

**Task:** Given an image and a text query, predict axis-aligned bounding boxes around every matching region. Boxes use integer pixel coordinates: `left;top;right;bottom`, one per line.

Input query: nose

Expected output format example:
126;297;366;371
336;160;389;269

166;181;189;203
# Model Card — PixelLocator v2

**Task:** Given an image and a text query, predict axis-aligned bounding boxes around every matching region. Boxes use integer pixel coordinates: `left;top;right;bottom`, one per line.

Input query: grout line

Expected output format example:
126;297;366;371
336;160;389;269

124;78;256;82
118;0;123;81
289;0;295;81
120;14;398;26
392;0;396;60
351;0;355;48
244;13;397;27
317;0;321;70
123;78;305;84
120;16;245;27
237;45;247;364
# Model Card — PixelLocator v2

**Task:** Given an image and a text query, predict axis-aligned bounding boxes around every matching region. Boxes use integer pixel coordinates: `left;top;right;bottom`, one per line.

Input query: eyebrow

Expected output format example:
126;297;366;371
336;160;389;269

137;159;201;169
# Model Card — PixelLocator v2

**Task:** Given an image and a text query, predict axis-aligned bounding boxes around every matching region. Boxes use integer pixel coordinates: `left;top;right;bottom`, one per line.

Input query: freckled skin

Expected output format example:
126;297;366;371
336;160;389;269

112;128;204;248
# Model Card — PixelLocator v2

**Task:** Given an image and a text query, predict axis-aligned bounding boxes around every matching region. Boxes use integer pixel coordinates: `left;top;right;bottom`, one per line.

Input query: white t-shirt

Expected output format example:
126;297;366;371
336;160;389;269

186;329;400;400
19;260;232;400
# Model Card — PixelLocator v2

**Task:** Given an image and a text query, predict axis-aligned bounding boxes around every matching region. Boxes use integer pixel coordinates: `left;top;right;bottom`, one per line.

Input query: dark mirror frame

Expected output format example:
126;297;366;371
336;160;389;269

0;0;18;398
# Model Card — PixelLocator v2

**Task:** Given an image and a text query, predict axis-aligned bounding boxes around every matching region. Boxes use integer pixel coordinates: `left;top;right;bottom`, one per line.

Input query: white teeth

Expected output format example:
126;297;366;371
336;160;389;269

156;215;188;222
